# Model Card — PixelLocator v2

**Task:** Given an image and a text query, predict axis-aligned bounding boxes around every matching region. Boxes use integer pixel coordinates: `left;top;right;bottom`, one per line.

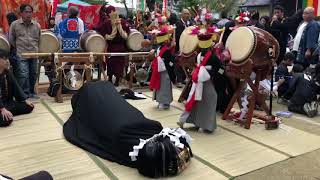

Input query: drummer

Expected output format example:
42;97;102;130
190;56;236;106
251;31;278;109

175;9;192;88
55;6;86;53
96;5;130;86
177;26;224;133
149;27;176;110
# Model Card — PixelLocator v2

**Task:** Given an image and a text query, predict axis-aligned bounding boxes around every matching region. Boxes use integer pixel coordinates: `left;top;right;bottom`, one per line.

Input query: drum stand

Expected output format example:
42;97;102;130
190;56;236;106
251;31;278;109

36;56;54;94
54;54;106;103
176;52;198;103
126;54;149;89
222;60;278;129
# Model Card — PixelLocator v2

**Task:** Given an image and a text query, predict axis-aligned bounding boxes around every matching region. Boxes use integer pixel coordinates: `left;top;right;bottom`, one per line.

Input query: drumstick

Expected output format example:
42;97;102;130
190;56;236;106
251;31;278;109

218;28;225;44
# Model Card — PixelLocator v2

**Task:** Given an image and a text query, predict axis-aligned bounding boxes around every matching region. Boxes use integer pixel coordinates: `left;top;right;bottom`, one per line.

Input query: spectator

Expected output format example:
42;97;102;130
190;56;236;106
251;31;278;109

249;11;264;29
0;49;34;127
175;9;192;88
276;52;294;103
293;7;319;69
216;11;229;28
5;13;18;77
48;17;56;31
286;64;320;117
9;4;41;99
286;9;304;37
168;13;178;25
270;5;289;65
175;9;192;52
6;12;18;28
260;16;271;31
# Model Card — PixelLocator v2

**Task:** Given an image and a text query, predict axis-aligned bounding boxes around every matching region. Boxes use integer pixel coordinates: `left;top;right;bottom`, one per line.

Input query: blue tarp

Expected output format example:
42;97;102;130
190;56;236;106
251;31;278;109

57;0;91;12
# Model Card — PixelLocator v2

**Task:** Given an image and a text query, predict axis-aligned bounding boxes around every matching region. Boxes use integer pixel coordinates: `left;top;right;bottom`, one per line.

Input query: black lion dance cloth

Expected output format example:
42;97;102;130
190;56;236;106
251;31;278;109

63;81;193;178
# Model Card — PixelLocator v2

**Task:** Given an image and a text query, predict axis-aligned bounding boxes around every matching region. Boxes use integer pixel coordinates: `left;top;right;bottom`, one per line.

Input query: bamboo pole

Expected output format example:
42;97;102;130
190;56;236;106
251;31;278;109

21;52;151;58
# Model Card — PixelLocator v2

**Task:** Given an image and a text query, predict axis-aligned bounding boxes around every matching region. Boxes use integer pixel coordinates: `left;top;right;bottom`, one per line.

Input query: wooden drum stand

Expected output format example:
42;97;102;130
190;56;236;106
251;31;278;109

222;60;279;129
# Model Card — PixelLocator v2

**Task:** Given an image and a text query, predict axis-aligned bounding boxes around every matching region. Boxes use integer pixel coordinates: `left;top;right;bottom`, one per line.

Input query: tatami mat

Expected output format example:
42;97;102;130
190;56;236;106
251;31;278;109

5;86;320;180
218;120;320;157
99;157;229;180
47;100;229;180
0;114;62;151
170;88;320;157
13;103;50;121
0;140;109;180
49;99;288;177
151;114;288;177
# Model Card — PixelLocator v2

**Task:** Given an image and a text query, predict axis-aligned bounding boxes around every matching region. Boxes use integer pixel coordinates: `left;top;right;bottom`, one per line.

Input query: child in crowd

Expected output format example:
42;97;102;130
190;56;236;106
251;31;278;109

276;52;294;103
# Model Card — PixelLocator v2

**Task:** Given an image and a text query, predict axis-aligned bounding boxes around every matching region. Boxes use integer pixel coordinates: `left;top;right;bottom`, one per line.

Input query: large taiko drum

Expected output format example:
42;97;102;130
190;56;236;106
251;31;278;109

127;29;144;51
226;26;280;68
39;30;60;53
80;30;106;53
0;33;10;52
179;27;199;55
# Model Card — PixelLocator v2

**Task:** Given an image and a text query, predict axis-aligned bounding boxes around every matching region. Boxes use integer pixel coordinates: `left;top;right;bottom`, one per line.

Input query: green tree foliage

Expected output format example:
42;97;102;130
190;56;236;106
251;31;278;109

205;0;239;15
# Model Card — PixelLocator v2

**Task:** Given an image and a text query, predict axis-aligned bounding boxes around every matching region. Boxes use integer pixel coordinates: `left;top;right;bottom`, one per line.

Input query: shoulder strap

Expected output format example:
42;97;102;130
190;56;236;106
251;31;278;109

200;50;212;66
158;45;168;58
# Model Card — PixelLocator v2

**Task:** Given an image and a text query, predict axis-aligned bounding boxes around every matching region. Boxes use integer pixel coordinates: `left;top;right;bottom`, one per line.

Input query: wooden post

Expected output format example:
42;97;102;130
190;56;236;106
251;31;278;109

222;80;245;120
128;54;134;89
85;62;92;82
55;59;63;103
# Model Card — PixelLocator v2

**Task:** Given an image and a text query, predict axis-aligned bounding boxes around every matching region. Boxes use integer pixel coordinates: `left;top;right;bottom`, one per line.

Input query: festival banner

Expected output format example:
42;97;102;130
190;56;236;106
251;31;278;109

0;0;51;32
51;0;59;17
68;3;101;30
303;0;320;16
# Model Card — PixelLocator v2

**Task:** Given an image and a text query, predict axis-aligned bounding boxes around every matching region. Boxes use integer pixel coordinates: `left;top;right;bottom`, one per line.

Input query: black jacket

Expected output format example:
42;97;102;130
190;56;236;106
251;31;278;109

286;73;320;105
161;46;176;83
270;18;289;48
175;19;192;52
0;70;27;109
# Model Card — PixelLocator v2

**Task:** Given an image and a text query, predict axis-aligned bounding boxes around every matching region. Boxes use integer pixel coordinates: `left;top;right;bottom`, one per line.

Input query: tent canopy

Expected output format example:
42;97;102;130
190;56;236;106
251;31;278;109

57;0;91;12
240;0;271;7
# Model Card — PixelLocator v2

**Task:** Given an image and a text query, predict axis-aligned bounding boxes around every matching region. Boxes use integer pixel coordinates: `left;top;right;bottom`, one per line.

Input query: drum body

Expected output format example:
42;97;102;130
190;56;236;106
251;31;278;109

226;26;279;68
0;33;10;52
127;29;144;51
80;30;106;53
179;27;199;55
40;30;60;53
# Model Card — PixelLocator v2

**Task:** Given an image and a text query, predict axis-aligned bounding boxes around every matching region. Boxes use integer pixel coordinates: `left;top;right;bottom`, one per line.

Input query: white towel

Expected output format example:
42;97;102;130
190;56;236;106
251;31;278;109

78;18;85;34
293;22;307;51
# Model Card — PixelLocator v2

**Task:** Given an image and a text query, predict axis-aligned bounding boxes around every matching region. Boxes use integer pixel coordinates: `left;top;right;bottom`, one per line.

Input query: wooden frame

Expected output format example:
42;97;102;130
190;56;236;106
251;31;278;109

222;60;275;129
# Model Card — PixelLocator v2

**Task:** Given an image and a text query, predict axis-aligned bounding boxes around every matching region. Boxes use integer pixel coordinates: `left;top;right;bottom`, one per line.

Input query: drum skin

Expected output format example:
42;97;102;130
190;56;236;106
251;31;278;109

39;30;60;53
0;33;10;52
179;26;199;55
127;29;144;51
80;30;106;53
226;26;279;68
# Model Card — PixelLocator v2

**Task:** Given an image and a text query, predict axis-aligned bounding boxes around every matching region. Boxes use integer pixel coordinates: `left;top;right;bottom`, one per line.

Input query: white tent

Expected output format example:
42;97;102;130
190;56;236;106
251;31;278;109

106;0;137;16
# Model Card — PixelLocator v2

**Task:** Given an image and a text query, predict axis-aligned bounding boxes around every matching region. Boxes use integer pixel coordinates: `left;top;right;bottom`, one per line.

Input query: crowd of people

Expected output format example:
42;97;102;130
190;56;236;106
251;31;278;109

1;3;320;131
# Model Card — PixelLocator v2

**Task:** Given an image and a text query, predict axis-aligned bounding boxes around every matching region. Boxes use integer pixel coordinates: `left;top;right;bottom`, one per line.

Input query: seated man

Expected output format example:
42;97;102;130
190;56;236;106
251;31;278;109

285;64;320;117
275;52;294;102
0;49;34;127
